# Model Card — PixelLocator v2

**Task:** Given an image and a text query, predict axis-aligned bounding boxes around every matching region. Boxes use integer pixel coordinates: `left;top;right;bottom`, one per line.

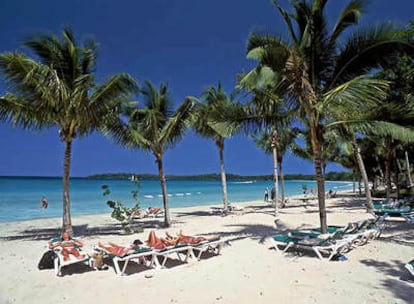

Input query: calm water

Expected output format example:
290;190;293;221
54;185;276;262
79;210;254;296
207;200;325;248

0;176;354;222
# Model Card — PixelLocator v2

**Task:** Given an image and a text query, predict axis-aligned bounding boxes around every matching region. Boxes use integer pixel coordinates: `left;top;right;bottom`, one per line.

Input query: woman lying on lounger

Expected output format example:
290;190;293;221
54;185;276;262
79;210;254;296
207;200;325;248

49;232;86;261
166;230;219;245
146;230;180;250
98;239;143;256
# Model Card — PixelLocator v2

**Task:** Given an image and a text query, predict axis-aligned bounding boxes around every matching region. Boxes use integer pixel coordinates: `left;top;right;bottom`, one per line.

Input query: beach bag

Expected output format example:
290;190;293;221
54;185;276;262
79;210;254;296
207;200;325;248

38;250;56;270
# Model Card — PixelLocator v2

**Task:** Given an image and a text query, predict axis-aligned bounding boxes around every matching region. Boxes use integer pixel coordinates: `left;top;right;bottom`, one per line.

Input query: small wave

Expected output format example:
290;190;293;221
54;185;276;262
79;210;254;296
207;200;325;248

232;181;254;184
144;195;154;199
175;193;184;196
185;193;191;196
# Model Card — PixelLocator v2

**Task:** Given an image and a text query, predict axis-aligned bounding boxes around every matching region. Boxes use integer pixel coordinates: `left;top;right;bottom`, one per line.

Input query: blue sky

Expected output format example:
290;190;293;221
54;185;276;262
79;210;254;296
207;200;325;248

0;0;413;177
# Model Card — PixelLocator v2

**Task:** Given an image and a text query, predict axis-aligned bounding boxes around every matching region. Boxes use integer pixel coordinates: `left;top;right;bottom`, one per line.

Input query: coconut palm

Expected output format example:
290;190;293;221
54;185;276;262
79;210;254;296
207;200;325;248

191;84;240;215
252;126;299;209
0;29;137;234
104;81;194;227
240;0;414;233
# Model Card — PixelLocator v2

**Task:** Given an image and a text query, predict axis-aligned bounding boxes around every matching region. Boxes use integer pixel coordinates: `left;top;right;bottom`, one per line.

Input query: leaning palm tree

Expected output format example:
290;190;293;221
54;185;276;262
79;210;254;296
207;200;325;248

0;29;137;234
240;0;414;233
192;84;240;215
105;81;194;227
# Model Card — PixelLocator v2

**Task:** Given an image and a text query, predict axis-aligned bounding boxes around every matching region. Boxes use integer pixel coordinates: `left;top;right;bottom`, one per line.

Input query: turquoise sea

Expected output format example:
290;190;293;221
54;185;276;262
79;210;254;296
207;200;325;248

0;177;354;222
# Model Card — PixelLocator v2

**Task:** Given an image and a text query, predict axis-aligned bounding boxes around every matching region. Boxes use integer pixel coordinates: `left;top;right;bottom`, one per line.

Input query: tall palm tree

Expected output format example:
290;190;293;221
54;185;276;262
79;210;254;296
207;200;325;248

0;29;137;234
252;126;299;209
105;81;194;227
192;84;240;215
241;0;414;233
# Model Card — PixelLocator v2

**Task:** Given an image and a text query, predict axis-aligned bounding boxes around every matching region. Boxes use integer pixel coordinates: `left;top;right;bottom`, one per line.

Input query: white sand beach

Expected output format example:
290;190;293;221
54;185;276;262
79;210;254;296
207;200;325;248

0;192;413;304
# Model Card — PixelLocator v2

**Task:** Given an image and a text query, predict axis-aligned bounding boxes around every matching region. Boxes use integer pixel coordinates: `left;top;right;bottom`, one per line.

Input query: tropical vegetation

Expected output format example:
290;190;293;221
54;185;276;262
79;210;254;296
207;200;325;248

0;29;137;233
1;2;414;233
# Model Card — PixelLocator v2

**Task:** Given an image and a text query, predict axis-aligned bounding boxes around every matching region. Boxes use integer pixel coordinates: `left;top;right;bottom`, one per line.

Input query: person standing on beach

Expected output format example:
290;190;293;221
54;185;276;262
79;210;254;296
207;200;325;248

41;196;48;209
264;188;269;202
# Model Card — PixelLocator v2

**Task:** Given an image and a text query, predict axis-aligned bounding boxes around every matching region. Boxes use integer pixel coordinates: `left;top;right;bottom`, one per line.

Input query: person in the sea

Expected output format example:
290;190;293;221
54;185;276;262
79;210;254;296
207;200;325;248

41;196;48;209
48;232;85;261
165;230;219;245
98;239;143;256
146;230;180;250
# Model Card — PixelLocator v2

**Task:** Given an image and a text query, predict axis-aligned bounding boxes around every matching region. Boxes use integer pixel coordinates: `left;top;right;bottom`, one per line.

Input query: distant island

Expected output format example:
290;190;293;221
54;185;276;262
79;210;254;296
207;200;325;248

86;171;353;181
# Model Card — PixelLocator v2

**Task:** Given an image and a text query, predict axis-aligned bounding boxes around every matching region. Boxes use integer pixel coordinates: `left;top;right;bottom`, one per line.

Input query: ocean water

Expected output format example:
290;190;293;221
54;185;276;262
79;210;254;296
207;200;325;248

0;177;354;222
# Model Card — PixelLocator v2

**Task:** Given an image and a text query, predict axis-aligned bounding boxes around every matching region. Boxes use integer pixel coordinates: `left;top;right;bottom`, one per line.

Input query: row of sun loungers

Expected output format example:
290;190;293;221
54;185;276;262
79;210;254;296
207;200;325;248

94;238;225;275
271;215;387;261
50;236;224;276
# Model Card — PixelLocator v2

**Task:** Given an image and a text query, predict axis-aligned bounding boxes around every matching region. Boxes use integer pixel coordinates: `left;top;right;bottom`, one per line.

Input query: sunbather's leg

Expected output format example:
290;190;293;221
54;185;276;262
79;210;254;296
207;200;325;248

69;248;85;259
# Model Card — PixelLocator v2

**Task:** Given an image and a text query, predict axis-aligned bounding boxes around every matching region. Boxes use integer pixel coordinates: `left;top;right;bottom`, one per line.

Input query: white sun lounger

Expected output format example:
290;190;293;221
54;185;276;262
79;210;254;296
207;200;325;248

95;245;159;275
190;239;224;260
49;237;92;276
154;244;195;267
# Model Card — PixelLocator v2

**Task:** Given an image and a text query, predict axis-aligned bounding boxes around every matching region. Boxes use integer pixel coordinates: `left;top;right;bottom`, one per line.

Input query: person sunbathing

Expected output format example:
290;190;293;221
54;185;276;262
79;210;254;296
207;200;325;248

98;239;143;256
146;230;179;250
166;230;219;245
49;232;86;261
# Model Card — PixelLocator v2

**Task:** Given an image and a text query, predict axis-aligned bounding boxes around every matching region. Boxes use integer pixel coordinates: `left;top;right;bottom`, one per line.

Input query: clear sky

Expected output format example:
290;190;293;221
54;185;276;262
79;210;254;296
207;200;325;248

0;0;413;177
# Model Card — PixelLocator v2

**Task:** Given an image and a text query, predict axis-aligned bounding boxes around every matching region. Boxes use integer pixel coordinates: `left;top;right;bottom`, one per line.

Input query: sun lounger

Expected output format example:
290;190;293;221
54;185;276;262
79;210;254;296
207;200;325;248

373;206;411;217
405;260;414;278
190;237;224;260
49;237;92;276
153;243;195;267
401;211;414;224
271;233;352;261
210;205;244;215
95;245;158;275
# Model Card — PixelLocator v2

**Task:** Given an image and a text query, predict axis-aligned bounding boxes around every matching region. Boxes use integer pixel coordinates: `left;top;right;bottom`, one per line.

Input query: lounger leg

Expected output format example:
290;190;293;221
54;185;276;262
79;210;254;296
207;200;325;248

121;259;130;275
150;253;161;269
113;257;122;275
185;248;195;262
54;258;60;276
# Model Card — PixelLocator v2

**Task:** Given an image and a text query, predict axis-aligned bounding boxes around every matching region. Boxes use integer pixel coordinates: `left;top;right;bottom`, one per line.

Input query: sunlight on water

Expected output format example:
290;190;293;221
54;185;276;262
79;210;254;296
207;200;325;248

0;177;354;222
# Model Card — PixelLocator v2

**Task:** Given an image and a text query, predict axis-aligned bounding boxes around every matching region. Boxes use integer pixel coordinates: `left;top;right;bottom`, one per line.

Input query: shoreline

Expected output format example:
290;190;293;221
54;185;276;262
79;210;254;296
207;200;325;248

1;191;413;303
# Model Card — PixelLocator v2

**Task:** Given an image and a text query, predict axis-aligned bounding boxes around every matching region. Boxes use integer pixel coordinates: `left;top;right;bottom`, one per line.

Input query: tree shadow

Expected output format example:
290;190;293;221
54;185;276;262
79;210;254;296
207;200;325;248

359;258;413;302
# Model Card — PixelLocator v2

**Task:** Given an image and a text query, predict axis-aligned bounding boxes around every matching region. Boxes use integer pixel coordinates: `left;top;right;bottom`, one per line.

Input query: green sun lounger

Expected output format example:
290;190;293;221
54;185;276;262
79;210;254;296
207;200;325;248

405;260;414;278
271;234;351;261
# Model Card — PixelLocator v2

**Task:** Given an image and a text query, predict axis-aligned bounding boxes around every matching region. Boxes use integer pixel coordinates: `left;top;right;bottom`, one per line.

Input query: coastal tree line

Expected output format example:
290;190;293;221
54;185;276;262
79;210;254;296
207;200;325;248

1;0;414;234
87;172;355;182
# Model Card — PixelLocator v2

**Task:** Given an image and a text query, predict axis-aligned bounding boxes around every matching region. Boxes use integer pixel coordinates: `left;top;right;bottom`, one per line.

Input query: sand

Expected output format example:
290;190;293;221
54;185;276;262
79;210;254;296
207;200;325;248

0;192;413;304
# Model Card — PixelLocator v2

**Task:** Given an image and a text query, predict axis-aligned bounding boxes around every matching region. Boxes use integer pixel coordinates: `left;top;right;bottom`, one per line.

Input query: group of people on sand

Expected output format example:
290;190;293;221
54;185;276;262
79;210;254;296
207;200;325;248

51;230;218;260
99;230;217;253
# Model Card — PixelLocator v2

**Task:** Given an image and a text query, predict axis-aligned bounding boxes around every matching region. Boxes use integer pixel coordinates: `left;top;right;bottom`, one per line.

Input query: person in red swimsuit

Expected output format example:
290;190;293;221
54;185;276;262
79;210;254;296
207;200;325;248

166;230;219;245
98;239;143;256
145;230;179;250
49;232;85;261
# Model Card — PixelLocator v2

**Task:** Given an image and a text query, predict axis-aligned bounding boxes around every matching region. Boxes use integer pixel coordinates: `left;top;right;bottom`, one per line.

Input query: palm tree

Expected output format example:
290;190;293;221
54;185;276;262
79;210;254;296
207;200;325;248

252;126;299;209
0;29;137;234
104;81;194;227
192;84;240;215
241;0;414;233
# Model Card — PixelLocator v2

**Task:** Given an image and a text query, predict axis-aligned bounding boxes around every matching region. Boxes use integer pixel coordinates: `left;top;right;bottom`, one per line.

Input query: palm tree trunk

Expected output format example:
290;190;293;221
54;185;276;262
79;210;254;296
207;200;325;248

217;140;228;215
279;161;286;207
62;140;72;234
156;155;171;227
385;155;392;202
313;145;327;234
405;151;413;187
271;131;279;216
352;138;373;211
